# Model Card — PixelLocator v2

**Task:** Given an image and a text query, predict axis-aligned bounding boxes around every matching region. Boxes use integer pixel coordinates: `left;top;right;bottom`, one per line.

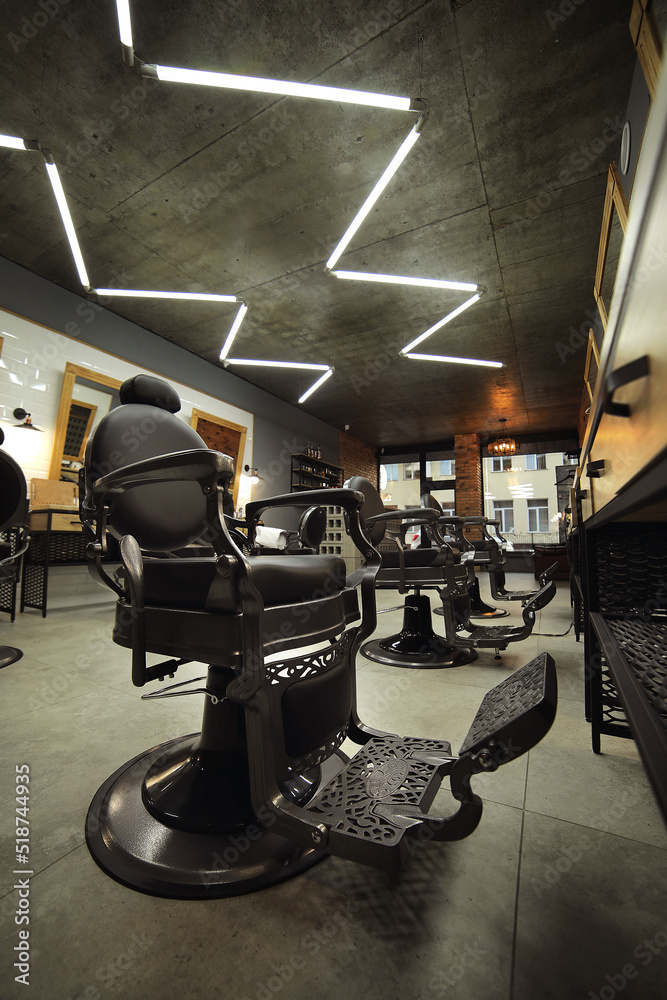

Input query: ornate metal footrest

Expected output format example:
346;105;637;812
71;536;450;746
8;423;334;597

305;735;457;870
302;653;557;870
494;588;539;601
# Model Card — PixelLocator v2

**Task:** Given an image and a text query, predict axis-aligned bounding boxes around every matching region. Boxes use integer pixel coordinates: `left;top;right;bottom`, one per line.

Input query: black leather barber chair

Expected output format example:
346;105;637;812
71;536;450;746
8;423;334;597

80;374;557;897
0;444;30;668
345;477;477;669
474;517;559;605
421;496;509;621
435;518;557;659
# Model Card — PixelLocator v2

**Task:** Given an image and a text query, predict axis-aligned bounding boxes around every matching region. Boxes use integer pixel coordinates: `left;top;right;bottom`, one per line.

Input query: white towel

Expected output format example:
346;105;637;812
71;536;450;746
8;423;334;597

255;525;288;549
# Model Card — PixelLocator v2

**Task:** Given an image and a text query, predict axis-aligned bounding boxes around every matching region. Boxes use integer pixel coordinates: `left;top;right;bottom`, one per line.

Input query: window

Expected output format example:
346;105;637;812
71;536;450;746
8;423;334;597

426;459;455;478
493;500;514;533
403;461;419;480
525;454;547;471
441;506;456;518
527;499;550;533
383;463;398;482
492;457;513;472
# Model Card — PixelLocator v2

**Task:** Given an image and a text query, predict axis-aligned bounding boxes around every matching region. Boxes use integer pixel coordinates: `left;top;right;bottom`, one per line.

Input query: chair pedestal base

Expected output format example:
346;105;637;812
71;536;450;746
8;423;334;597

434;579;509;620
361;595;477;669
0;645;22;668
86;734;330;899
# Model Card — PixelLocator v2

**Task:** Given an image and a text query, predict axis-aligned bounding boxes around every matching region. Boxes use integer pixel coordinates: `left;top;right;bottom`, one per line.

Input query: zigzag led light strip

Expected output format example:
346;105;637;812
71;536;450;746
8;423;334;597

223;359;335;405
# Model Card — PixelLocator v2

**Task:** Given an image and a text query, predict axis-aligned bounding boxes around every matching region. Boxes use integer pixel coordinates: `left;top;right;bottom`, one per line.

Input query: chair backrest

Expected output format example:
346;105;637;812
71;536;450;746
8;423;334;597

0;450;29;533
84;374;218;552
344;476;386;545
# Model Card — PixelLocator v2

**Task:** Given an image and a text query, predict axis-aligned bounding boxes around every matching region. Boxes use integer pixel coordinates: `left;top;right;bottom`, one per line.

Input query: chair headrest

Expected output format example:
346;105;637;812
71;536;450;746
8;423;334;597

344;476;386;546
119;374;181;413
421;492;443;513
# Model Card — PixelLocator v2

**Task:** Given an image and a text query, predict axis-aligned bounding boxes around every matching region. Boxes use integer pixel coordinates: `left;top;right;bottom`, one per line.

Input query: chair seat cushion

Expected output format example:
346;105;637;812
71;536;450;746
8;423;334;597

380;548;447;569
140;554;347;612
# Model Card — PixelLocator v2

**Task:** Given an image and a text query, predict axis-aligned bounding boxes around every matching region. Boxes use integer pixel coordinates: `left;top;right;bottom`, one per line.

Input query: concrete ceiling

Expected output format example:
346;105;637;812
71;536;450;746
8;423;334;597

0;0;637;447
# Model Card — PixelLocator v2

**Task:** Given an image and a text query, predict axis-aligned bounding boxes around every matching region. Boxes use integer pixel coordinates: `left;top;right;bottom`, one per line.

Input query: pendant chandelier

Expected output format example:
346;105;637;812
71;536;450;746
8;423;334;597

488;418;516;456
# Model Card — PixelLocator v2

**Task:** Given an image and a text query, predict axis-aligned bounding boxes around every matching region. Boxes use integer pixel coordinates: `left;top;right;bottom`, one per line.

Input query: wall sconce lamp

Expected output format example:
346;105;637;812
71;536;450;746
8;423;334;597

243;465;260;485
13;408;43;431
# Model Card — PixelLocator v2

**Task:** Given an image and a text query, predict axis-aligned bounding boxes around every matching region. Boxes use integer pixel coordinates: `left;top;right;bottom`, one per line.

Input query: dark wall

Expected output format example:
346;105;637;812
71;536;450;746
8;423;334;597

0;255;339;496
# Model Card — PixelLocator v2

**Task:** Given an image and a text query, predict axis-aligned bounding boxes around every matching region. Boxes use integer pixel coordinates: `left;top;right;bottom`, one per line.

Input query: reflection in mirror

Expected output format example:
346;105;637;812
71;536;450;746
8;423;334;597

594;162;629;330
49;364;122;481
599;210;625;321
190;409;247;506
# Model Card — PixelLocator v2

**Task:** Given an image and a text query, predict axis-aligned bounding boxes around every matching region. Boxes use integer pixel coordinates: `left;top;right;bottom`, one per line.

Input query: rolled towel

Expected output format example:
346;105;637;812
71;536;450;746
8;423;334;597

255;525;288;549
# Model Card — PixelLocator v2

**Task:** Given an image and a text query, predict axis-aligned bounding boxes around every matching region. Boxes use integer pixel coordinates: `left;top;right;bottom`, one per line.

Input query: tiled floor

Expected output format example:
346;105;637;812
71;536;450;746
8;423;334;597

1;575;666;1000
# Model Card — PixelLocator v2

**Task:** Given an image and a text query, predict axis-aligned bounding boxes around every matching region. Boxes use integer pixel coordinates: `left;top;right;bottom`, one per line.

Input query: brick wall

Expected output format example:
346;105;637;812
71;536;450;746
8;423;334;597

455;433;483;537
339;431;377;486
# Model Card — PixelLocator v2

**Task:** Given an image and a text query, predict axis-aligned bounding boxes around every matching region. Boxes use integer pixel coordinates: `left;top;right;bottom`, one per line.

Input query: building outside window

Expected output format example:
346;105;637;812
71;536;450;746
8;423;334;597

403;461;419;480
493;499;514;533
525;454;547;470
492;457;514;472
527;498;550;533
383;463;398;482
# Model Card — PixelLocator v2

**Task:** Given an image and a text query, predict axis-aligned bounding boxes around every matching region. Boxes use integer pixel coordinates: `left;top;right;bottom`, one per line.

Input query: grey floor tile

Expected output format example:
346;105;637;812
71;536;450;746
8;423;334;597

512;812;667;1000
0;801;523;1000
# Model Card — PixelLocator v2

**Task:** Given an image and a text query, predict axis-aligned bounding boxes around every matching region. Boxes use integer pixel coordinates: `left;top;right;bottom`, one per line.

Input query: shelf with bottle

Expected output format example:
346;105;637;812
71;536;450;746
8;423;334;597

290;453;343;492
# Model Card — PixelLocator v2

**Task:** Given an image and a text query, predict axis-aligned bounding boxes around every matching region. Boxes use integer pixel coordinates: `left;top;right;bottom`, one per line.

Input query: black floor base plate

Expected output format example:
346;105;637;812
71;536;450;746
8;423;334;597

0;645;22;668
86;735;329;899
361;635;477;669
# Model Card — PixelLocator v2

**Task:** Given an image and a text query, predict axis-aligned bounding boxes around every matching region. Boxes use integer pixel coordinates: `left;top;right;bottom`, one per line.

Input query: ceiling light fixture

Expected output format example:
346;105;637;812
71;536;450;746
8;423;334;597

224;359;330;370
115;0;134;66
404;352;503;369
325;120;425;271
488;419;517;456
0;133;33;151
299;368;334;404
400;293;481;353
140;64;422;113
43;153;90;289
219;302;249;360
332;270;478;292
94;288;237;303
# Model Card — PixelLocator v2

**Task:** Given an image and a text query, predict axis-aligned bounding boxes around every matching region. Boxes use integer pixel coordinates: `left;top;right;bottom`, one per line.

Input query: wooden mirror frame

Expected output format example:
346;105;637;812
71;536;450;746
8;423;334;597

594;162;629;330
583;329;601;405
190;408;247;506
49;363;122;479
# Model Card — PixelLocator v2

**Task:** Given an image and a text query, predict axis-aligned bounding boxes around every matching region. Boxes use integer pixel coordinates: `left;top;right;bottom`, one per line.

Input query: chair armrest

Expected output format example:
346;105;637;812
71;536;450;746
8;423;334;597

89;449;234;508
365;508;438;526
246;488;363;522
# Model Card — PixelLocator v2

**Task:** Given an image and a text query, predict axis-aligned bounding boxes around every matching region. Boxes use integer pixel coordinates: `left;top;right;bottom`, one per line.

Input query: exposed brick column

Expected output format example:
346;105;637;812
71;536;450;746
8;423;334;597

455;433;483;538
339;431;377;486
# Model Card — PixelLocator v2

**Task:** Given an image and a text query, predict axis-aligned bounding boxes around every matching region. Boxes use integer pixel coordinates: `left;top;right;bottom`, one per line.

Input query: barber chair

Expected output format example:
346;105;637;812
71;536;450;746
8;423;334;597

474;518;559;605
80;374;557;897
434;517;557;658
249;504;327;555
345;477;477;669
0;445;30;668
421;496;509;621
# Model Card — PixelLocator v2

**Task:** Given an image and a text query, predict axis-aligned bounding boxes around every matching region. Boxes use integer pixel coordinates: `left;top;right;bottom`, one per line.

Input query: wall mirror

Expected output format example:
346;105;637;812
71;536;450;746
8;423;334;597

190;409;247;506
594;162;629;330
49;363;122;481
